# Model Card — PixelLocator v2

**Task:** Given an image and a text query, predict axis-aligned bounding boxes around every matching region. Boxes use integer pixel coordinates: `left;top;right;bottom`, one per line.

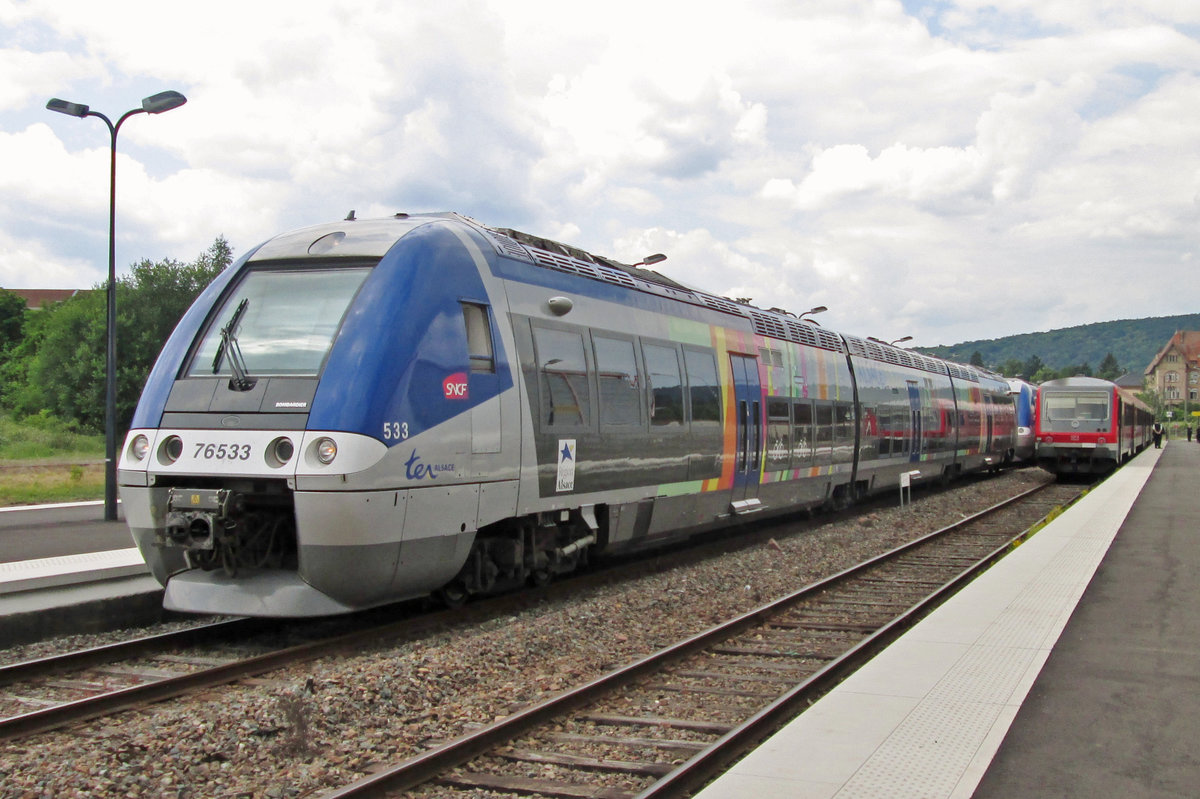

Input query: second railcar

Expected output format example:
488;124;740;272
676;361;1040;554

1006;378;1037;462
1034;377;1151;474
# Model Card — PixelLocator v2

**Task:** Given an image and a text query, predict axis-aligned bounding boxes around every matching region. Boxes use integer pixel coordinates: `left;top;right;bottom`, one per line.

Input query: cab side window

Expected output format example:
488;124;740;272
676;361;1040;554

461;302;495;373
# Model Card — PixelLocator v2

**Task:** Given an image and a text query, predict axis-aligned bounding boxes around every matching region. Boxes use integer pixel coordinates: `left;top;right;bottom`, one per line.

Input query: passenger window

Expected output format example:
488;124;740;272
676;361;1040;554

533;326;591;428
766;399;791;472
814;403;834;463
643;343;684;427
792;400;814;464
834;402;855;463
594;335;642;427
684;348;721;423
461;302;494;373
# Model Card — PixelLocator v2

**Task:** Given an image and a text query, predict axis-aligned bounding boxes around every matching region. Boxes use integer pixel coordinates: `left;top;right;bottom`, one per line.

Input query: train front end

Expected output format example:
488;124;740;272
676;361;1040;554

118;214;516;616
1034;377;1120;474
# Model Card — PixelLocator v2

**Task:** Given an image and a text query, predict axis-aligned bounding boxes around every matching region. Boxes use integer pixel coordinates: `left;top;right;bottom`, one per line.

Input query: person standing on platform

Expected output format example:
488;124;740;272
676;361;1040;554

1152;421;1164;448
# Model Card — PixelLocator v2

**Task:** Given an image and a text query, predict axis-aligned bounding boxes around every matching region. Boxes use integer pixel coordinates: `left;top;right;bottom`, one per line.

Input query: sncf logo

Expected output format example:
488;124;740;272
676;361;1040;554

443;372;468;400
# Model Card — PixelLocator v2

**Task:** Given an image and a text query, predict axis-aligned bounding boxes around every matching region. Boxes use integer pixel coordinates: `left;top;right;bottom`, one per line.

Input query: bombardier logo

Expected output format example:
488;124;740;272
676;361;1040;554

274;401;308;408
444;372;468;400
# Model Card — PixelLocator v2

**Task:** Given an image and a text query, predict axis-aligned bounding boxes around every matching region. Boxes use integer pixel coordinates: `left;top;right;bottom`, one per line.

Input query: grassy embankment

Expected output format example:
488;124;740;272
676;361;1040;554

0;413;106;506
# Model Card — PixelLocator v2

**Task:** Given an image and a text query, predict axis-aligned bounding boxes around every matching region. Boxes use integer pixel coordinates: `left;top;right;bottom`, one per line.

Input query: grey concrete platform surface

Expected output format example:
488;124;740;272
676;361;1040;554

974;440;1200;798
696;443;1171;799
0;501;162;646
0;499;131;563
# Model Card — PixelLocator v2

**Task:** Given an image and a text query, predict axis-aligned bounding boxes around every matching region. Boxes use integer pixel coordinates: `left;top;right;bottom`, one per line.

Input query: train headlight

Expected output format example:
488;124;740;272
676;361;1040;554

1097;437;1107;445
315;437;338;465
159;435;184;464
129;435;150;462
267;437;295;467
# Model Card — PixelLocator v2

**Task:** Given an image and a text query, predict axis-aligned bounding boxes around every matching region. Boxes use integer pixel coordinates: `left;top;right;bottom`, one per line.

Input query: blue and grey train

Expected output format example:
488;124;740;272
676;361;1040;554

118;212;1018;617
1006;378;1037;462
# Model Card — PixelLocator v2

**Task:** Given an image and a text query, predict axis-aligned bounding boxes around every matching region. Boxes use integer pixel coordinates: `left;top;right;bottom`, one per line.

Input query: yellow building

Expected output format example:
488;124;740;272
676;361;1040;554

1144;330;1200;414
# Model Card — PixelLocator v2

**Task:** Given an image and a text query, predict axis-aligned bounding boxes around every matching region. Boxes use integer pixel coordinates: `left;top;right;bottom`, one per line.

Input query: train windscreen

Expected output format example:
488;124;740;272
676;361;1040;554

1041;390;1111;431
187;266;372;378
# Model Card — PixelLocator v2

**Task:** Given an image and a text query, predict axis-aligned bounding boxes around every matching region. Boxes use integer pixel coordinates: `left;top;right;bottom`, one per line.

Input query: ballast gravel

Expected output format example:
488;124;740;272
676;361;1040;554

0;469;1053;798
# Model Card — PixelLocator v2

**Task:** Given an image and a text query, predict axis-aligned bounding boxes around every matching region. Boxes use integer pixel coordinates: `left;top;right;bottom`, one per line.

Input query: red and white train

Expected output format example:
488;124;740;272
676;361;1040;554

1034;377;1153;475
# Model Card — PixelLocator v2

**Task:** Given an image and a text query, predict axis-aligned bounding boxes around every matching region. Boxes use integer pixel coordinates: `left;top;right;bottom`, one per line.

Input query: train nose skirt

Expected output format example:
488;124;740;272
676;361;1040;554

163;570;360;617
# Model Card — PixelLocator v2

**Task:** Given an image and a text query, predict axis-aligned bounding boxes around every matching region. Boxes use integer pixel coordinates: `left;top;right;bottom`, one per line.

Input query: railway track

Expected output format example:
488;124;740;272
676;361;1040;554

0;473;1012;744
315;480;1082;799
0;616;281;741
0;609;442;742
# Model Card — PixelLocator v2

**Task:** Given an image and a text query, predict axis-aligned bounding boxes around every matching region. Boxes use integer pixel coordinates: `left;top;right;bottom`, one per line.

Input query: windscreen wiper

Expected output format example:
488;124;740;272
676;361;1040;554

211;298;254;391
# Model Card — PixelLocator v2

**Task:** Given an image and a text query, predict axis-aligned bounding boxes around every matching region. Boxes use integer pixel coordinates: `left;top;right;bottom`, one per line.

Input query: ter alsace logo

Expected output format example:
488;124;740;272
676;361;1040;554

443;372;468;400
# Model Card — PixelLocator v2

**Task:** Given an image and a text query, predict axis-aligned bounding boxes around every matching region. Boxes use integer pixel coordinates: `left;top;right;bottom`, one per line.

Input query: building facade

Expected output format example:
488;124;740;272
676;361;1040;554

1144;330;1200;414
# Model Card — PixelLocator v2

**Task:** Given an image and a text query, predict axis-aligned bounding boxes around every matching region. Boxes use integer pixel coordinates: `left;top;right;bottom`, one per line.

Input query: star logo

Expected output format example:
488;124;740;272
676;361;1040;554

561;441;574;461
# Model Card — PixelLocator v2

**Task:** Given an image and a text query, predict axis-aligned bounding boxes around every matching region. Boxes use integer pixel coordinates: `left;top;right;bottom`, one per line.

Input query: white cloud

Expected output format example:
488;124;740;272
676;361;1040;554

2;0;1200;348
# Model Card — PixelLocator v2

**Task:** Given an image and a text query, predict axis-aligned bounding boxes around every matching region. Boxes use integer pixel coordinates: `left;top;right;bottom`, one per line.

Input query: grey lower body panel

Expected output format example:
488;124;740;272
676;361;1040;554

163;569;372;617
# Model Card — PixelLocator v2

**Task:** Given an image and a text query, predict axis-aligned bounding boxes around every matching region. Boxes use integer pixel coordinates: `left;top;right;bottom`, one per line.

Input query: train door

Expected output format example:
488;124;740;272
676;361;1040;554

907;380;924;462
730;354;762;509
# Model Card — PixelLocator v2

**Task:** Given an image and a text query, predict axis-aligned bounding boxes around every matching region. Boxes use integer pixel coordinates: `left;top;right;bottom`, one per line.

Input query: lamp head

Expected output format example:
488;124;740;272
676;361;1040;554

46;98;90;118
142;91;187;114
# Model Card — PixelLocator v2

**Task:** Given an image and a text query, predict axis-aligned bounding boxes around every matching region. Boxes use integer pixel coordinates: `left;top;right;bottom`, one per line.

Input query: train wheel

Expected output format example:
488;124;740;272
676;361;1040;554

434;582;469;608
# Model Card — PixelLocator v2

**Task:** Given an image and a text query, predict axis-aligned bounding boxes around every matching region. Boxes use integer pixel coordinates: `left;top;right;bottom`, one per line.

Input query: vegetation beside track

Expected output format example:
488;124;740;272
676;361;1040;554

0;412;104;505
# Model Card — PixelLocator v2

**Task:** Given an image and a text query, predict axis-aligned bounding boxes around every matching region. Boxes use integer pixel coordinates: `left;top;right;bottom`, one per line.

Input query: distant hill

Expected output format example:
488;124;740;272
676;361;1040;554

916;313;1200;376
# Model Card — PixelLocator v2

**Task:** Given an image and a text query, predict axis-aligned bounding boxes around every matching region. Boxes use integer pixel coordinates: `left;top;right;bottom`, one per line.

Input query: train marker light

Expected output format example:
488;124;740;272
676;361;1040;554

270;437;295;466
160;435;184;464
315;438;338;464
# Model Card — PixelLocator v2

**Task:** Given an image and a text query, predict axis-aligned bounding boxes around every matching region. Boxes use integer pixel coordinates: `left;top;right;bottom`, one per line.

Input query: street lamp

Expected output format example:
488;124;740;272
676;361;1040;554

799;305;827;325
46;90;187;522
890;336;913;347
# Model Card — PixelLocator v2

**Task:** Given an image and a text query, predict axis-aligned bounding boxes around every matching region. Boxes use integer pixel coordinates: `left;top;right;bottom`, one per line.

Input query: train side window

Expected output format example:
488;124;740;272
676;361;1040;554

792;400;814;464
461;302;495;373
533;326;591;429
814;402;834;463
643;342;684;428
766;399;791;472
879;406;902;456
594;334;642;427
860;405;879;460
684;348;721;423
834;402;855;463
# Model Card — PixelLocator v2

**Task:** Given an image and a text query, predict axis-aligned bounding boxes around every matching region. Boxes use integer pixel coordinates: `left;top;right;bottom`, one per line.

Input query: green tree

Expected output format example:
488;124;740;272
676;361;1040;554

1097;352;1121;380
1032;364;1059;383
997;358;1026;378
0;288;26;354
969;350;985;368
8;238;232;432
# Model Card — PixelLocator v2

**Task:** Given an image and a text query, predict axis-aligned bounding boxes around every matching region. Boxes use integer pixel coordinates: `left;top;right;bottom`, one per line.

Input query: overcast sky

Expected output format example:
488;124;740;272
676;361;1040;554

3;0;1198;347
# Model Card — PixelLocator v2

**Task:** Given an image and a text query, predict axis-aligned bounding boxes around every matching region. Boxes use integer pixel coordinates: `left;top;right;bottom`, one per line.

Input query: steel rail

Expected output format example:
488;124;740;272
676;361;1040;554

0;604;457;741
0;617;259;688
317;481;1064;798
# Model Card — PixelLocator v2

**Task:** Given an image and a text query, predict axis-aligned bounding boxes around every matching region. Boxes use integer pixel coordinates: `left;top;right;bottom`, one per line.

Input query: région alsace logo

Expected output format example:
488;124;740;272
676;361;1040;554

444;372;468;400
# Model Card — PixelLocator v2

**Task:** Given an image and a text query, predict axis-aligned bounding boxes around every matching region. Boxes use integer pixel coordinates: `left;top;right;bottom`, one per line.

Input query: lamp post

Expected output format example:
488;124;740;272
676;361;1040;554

46;91;187;522
799;305;827;325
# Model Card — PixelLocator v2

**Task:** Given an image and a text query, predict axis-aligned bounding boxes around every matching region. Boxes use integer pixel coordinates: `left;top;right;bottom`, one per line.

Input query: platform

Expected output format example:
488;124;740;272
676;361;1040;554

697;442;1192;798
0;501;162;646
